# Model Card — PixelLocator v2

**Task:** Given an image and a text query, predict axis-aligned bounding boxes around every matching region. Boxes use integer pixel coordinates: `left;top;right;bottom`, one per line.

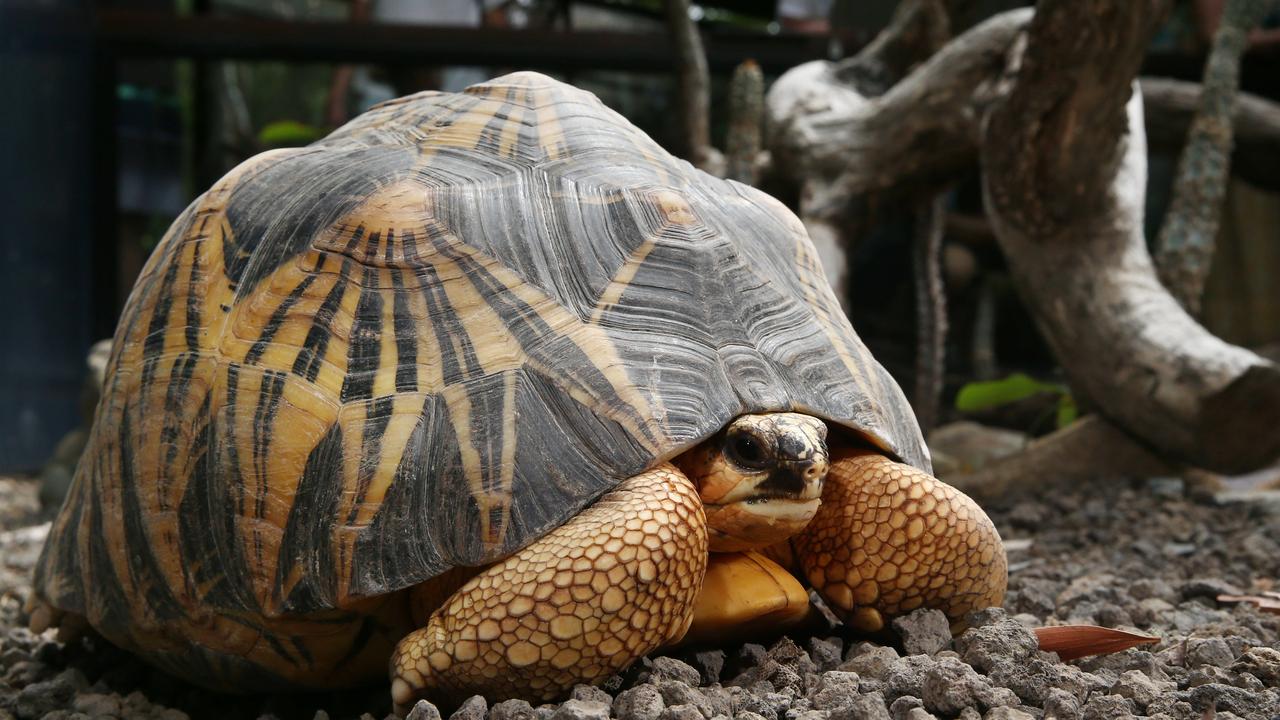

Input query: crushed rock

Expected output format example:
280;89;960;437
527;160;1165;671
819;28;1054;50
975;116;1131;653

2;470;1279;720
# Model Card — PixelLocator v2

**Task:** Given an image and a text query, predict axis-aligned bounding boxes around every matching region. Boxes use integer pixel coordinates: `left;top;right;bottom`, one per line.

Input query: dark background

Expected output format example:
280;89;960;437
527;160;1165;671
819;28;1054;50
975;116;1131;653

2;0;1277;472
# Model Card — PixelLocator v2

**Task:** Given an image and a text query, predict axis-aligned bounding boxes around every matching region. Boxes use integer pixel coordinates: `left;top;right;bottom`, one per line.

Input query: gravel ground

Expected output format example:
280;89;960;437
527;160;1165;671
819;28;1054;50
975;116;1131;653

2;470;1279;720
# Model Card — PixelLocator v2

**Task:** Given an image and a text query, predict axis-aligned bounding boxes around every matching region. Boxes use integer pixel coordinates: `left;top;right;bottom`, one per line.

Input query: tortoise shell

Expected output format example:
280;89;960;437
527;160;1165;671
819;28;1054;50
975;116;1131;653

35;72;926;631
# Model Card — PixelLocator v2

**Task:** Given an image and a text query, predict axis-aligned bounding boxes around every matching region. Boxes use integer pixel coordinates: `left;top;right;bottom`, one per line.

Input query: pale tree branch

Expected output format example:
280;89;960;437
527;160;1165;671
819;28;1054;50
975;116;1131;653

766;9;1029;219
726;60;764;186
1141;77;1280;194
912;193;948;434
765;0;1280;475
981;0;1280;473
1154;0;1275;314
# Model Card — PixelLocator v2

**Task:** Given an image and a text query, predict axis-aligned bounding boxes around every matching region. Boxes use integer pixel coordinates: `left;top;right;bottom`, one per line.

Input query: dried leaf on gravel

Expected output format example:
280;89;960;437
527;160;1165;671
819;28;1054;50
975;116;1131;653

1217;591;1280;614
1032;625;1159;661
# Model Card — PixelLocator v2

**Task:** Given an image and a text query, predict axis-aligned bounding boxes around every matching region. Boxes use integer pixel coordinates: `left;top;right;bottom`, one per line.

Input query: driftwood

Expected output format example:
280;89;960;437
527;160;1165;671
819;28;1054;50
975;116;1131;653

726;60;765;186
1141;78;1280;192
666;0;722;174
766;1;1280;475
1154;0;1276;315
912;194;947;433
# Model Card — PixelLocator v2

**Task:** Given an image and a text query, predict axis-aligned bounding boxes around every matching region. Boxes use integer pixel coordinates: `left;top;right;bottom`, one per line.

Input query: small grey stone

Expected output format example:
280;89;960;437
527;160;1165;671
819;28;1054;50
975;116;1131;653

649;657;705;688
786;699;813;715
728;659;781;690
838;646;900;681
1186;665;1234;687
1076;649;1169;680
954;609;1039;673
767;665;803;693
956;709;981;720
615;685;665;720
4;662;48;690
659;706;705;720
549;699;610;720
728;690;774;720
884;655;936;703
406;702;442;720
827;693;890;720
14;676;73;720
1178;578;1243;600
922;660;981;715
737;645;768;669
735;713;769;720
893;610;953;657
54;669;88;692
899;709;936;720
312;711;330;720
768;638;817;678
701;686;733;718
119;691;149;712
534;705;556;720
1185;637;1235;668
1232;646;1280;685
71;694;121;718
987;658;1091;706
1041;688;1081;720
1181;683;1264;715
451;696;488;720
806;639;842;672
1079;695;1134;720
570;686;613;705
1129;578;1175;601
1234;671;1265;691
759;694;792;718
809;671;860;711
490;699;538;720
785;712;828;720
657;681;714;719
690;650;726;685
888;695;923;720
1109;669;1174;710
982;709;1034;720
921;657;1017;715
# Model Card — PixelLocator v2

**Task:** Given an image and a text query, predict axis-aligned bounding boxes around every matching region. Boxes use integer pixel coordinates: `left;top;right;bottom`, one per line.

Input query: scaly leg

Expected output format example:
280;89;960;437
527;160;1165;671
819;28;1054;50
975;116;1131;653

790;449;1007;632
390;463;707;708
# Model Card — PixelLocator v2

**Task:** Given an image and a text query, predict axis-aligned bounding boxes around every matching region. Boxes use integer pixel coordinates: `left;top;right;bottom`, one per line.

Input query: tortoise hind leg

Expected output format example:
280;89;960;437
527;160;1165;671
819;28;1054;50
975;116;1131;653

390;463;707;709
24;595;89;644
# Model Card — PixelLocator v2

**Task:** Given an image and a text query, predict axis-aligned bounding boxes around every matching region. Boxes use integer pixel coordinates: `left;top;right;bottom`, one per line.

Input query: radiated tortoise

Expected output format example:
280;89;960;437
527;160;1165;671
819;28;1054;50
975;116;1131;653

29;72;1007;709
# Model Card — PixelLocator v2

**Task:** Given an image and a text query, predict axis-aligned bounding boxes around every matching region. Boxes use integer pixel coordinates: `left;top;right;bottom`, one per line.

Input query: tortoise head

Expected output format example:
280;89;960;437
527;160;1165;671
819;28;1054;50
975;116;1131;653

678;412;829;552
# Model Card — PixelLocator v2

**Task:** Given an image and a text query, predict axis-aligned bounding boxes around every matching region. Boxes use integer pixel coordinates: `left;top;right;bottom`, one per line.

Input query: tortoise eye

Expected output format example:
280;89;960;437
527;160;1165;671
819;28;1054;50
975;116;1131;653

727;433;768;468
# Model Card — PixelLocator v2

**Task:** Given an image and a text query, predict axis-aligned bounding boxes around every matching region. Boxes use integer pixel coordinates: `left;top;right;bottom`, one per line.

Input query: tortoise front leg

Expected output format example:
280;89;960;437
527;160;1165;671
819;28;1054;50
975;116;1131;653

390;463;707;709
790;449;1007;632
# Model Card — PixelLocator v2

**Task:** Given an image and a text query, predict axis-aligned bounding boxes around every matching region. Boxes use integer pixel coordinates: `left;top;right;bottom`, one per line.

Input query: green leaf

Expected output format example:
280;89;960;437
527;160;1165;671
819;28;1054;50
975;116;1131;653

1056;393;1078;428
954;373;1063;412
258;120;324;148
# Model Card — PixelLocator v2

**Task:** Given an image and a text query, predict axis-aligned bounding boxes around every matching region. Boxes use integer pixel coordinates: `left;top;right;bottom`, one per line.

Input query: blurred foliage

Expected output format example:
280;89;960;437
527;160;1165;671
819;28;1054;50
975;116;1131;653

258;119;326;147
955;373;1078;429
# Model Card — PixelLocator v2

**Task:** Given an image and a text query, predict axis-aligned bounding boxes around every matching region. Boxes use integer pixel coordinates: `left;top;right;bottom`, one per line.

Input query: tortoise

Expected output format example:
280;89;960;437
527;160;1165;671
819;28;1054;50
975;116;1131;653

30;72;1006;708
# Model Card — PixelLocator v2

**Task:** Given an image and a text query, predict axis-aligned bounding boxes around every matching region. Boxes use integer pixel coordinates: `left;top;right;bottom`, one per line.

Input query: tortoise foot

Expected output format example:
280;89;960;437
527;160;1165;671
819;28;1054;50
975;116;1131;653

391;464;708;710
24;596;88;644
792;449;1007;632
